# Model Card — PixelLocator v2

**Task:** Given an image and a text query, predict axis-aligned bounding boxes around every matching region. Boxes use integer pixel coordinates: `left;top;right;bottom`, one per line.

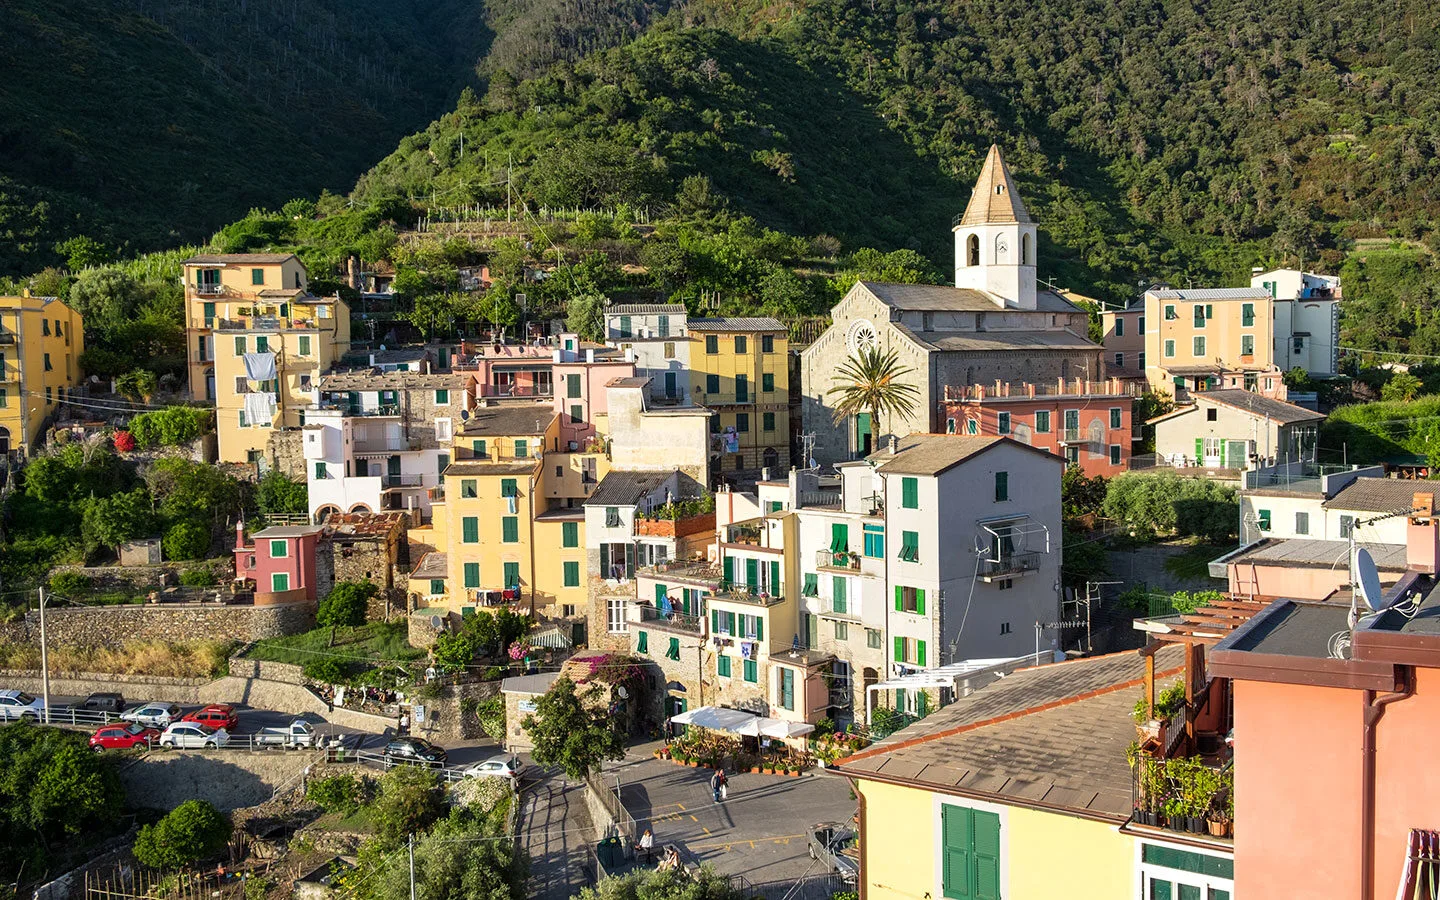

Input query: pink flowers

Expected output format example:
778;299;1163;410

113;430;136;452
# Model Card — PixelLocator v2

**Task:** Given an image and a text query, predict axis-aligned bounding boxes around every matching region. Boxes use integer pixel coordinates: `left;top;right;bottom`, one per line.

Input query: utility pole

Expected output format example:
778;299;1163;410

38;587;50;725
408;833;416;900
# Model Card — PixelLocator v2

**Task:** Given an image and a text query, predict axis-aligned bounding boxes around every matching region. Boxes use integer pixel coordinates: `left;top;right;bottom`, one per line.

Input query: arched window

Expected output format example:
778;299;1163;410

1021;233;1032;266
966;234;980;267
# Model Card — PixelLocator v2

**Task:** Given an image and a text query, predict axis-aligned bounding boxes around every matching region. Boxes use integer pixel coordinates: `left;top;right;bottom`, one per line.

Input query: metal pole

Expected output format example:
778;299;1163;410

38;586;50;725
408;833;416;900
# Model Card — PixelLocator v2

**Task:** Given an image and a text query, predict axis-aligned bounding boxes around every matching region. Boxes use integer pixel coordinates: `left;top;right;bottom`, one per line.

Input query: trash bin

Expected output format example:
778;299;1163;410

597;837;621;869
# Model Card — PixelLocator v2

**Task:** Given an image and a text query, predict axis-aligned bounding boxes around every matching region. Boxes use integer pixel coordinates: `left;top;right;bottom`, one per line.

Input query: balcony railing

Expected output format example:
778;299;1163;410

725;522;763;545
194;283;225;296
382;474;423;489
630;603;704;635
716;581;783;606
815;549;860;572
353;438;405;454
978;552;1040;580
478;383;553;398
1062;427;1082;443
319;403;401;418
1131;755;1233;840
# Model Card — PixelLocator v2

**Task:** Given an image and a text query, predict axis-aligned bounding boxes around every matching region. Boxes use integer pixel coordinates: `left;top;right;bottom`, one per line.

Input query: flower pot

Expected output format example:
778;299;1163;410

1137;811;1160;827
789;770;800;777
1186;816;1205;834
751;767;761;774
1206;819;1227;837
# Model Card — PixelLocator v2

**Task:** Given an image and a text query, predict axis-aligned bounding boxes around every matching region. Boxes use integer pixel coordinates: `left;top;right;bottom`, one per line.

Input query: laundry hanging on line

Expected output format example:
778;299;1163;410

243;352;277;381
243;392;277;426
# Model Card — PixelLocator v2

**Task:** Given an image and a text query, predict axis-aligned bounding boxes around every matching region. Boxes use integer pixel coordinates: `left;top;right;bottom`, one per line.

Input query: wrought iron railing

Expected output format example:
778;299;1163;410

978;552;1040;578
815;549;860;571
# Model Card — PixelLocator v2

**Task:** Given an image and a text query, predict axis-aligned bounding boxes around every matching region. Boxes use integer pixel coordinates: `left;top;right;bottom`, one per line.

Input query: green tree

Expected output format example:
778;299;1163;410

371;765;443;848
1102;472;1238;541
522;677;625;780
68;268;142;335
0;725;123;880
162;520;211;561
81;488;157;556
144;458;241;527
826;345;921;453
256;470;308;517
577;867;744;900
115;369;159;404
1061;466;1108;524
54;235;112;271
431;631;478;675
1381;371;1423;402
566;292;607;341
370;807;527;900
318;581;376;629
132;799;231;869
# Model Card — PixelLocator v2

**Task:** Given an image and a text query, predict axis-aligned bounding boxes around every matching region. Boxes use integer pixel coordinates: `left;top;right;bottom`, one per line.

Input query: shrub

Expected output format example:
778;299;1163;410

1102;471;1238;541
303;658;351;685
306;775;364;814
318;581;375;628
127;407;212;449
372;765;443;846
163;520;211;560
48;571;92;597
132;799;231;869
179;568;217;587
112;430;136;452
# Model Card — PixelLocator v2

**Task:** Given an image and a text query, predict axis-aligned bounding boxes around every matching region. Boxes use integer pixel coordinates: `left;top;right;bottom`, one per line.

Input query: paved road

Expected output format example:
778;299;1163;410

517;771;597;900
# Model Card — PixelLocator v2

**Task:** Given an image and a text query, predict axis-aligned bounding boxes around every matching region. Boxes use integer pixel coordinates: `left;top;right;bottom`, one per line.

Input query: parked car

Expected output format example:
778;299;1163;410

158;722;229;750
81;693;126;714
0;690;45;722
254;719;319;749
181;704;239;731
807;823;859;883
89;722;160;751
383;737;448;768
121;702;181;728
461;754;523;783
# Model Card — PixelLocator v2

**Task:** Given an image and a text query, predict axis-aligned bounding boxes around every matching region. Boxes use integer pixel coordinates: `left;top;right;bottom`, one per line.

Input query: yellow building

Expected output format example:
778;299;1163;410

183;254;351;463
435;404;598;618
689;317;791;476
1143;286;1284;400
0;292;84;456
834;647;1234;900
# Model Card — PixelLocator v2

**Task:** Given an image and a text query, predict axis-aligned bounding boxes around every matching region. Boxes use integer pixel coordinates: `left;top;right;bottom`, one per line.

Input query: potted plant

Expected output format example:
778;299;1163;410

1162;796;1186;831
1207;770;1234;837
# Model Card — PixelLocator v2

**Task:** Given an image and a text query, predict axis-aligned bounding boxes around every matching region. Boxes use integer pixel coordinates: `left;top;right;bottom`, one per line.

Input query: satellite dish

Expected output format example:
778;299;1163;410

616;685;629;699
429;615;443;630
1356;548;1385;612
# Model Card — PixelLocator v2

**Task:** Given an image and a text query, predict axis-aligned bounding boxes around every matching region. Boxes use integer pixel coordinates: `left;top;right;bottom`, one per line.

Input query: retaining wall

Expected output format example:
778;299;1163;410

6;601;316;648
118;749;321;812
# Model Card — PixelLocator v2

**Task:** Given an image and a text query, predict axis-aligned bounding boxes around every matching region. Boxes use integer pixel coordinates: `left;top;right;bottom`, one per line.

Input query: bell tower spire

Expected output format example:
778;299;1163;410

952;145;1037;309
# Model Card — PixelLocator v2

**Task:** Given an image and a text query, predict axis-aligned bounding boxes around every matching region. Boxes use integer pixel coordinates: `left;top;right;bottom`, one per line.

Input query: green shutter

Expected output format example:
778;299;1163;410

637;631;648;654
770;560;780;595
894;636;905;663
712;610;720;632
917;640;927;666
1195;438;1204;462
430;579;445;596
833;576;847;613
504;561;519;588
902;477;918;508
916;588;926;615
973;811;1001;900
994;471;1008;501
723;556;734;585
746;558;758;591
562;521;578;547
502;517;518;542
727;611;736;636
563;561;579;587
831;522;849;551
756;616;763;640
895;585;903;611
462;518;479;543
718;655;731;677
942;806;975;899
463;562;479;588
656;583;667;603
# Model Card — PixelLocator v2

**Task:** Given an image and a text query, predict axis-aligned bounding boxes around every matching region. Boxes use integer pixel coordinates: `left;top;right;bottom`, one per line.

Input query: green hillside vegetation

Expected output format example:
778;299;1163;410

1321;395;1440;468
0;0;487;276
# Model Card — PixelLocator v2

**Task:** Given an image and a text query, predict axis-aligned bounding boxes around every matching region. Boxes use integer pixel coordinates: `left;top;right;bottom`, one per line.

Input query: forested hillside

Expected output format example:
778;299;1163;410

0;0;487;276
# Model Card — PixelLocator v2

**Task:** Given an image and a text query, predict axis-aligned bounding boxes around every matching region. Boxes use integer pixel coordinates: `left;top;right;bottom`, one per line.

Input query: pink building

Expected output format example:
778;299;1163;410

233;523;322;605
551;355;632;452
940;378;1137;477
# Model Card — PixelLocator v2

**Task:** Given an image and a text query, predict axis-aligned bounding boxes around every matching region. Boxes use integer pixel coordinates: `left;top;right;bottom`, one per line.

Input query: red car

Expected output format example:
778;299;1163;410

181;704;239;731
89;722;160;751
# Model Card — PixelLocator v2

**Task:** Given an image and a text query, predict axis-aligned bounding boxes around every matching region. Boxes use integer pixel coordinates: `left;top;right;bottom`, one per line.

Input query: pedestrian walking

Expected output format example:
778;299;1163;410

635;828;654;864
710;767;727;802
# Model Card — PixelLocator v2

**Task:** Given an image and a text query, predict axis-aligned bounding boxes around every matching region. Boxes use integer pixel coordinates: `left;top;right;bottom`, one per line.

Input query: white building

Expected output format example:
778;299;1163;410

304;371;472;522
1251;268;1341;376
1239;471;1421;546
604;304;691;403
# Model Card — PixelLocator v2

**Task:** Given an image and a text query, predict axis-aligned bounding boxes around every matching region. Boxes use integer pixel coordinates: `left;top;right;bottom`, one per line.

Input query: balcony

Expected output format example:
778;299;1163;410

320;403;401;418
630;603;704;635
1131;755;1233;840
978;552;1040;581
724;521;763;546
815;549;861;573
639;558;723;588
194;283;226;296
1061;427;1082;443
382;473;423;489
478;383;553;399
352;438;405;454
715;581;783;606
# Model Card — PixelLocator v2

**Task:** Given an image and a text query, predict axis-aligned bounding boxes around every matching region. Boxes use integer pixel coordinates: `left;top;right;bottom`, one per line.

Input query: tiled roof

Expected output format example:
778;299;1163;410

183;253;298;265
1147;287;1270;301
837;647;1185;819
370;348;430;364
322;511;408;539
857;282;1083;316
1323;477;1439;513
584;470;677;507
868;434;1060;476
609;304;687;316
250;525;322;538
897;325;1098;353
459;404;554;436
686;317;785;332
1198;390;1324;424
319;371;468;391
410;551;447;579
442;460;541;476
956;144;1031;226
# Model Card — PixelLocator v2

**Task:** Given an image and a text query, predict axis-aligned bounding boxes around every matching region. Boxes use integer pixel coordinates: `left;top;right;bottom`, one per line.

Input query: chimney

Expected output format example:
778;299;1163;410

235;520;247;551
1407;493;1440;574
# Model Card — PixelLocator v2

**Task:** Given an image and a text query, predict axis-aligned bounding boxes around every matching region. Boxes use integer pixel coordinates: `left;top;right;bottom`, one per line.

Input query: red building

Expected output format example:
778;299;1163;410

940;378;1138;477
233;522;322;605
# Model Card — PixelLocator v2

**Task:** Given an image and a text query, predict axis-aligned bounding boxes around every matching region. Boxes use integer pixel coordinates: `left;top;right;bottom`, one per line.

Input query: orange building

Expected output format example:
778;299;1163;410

940;378;1137;477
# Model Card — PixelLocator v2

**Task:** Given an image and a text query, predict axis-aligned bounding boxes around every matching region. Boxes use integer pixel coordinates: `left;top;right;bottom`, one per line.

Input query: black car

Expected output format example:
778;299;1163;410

82;693;126;714
383;737;448;768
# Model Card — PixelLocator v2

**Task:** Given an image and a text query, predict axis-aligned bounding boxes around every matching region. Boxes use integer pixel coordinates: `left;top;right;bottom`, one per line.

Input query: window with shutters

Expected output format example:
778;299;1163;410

298;335;311;356
940;805;1002;899
899;531;919;562
706;373;720;394
234;336;246;355
803;574;818;596
1110;407;1122;429
718;655;731;678
636;630;648;654
562;521;579;547
503;562;520;588
502;517;519;543
461;479;477;498
315;462;327;480
1241;303;1255;326
735;374;748;402
501;478;518;498
571;404;584;425
832;576;847;614
902;477;918;509
563;561;580;587
472;439;487;458
666;637;681;661
778;667;794;710
1034;410;1050;433
256;336;269;353
763;412;775;432
762;373;775;393
994;472;1008;502
866;628;882;649
1257;509;1271;531
271;573;289;592
1165;304;1177;321
1110;445;1122;465
1193;305;1206;327
605;507;622;527
270;540;288;558
1295;511;1309;535
706;335;718;354
734;336;747;354
1164;339;1176;358
251;268;265;285
863;524;885;557
997;412;1010;435
762;335;774;353
1114;317;1124;337
830;522;849;552
1193;336;1206;357
567;374;582;398
618;316;632;338
429;579;445;596
514;440;528;458
462;517;479;543
743;659;757;683
1241;335;1254;356
736;413;749;432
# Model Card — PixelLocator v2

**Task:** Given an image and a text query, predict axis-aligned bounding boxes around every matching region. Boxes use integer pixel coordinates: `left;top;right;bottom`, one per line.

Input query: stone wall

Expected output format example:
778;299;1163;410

48;559;232;594
586;575;635;654
119;748;320;812
8;601;315;648
266;428;307;481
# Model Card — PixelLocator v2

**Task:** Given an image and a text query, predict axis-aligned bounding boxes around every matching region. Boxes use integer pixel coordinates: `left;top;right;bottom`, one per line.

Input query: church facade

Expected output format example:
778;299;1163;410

801;145;1104;464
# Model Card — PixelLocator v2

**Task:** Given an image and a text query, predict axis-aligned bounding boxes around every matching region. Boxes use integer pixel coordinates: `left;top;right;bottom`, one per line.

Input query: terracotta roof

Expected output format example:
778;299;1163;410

868;434;1062;476
896;325;1098;353
956;144;1031;226
322;511;407;539
411;551;448;579
1198;390;1324;425
1322;477;1438;513
857;282;1083;315
837;647;1184;819
687;317;785;332
183;253;298;265
609;304;687;316
442;460;541;476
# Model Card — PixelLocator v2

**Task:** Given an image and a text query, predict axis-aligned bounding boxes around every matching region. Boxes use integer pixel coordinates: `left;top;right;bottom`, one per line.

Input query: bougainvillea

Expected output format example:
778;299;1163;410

112;430;136;452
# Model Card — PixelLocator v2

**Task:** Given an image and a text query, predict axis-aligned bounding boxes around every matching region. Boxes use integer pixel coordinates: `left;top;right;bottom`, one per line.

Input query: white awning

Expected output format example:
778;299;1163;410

759;718;814;738
669;705;757;732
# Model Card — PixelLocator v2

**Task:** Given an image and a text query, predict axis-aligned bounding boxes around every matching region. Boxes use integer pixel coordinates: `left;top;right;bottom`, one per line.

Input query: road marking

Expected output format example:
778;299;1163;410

690;814;698;822
676;802;686;811
688;834;806;851
702;827;711;835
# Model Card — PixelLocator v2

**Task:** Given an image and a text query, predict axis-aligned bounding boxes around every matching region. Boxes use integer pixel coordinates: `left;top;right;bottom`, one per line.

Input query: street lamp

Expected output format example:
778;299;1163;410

37;586;50;725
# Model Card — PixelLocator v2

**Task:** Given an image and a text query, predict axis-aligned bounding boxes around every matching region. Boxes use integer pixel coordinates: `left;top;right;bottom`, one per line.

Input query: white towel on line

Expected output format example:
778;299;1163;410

243;392;277;426
243;352;277;381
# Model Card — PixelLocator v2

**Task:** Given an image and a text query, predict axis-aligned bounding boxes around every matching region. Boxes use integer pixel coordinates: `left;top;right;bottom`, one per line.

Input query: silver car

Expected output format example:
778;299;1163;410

807;823;859;883
122;702;181;728
158;722;228;749
462;754;524;783
0;690;45;721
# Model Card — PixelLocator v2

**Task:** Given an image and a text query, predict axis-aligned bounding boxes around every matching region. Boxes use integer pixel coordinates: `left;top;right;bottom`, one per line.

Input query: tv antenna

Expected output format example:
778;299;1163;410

1347;506;1421;630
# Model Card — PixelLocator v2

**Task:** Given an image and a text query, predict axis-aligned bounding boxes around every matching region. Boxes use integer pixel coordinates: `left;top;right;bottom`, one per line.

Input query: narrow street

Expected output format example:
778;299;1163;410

518;775;596;900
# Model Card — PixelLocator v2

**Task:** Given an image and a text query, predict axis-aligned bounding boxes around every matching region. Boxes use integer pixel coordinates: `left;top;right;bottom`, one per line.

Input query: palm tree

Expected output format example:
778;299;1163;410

827;344;921;455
